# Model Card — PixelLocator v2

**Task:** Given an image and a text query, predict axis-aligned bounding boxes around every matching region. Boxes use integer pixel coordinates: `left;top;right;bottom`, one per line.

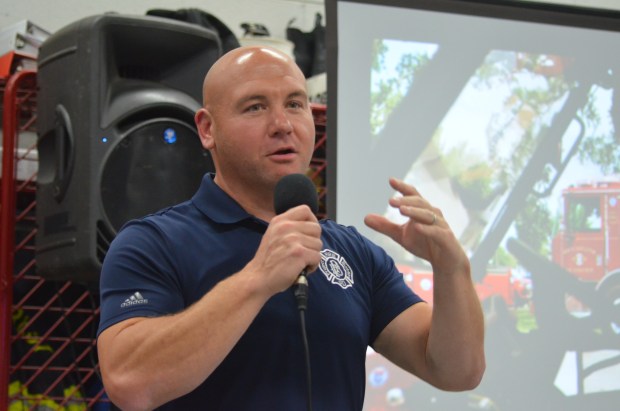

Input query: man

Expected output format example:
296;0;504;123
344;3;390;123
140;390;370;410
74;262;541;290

97;46;485;410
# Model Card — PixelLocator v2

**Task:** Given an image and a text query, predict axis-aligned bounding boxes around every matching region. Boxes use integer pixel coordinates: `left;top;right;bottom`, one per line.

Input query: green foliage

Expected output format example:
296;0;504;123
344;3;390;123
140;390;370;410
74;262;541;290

442;142;504;210
577;87;620;173
515;194;553;255
515;305;538;333
370;39;431;136
578;135;620;174
491;246;518;268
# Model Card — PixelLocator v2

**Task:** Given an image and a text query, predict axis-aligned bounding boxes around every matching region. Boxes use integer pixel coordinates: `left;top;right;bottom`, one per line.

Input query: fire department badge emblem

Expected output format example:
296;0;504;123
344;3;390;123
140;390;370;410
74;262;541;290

319;249;354;289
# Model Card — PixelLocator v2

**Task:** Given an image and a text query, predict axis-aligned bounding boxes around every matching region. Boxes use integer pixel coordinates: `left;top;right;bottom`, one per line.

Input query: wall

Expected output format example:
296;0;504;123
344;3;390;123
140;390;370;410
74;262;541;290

0;0;325;41
1;0;618;50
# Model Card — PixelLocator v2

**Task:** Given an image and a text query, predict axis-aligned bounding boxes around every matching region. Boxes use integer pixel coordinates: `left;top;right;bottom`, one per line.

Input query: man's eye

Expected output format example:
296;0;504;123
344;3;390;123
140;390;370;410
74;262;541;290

246;104;264;112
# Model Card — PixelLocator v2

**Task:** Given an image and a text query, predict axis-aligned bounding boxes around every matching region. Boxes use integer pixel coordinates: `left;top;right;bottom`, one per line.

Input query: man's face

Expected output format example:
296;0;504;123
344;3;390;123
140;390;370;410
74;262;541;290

203;50;316;192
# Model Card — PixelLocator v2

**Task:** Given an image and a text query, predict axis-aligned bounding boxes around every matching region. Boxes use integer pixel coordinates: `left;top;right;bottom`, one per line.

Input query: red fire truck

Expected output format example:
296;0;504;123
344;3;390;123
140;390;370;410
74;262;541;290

552;180;620;284
397;264;522;307
551;180;620;326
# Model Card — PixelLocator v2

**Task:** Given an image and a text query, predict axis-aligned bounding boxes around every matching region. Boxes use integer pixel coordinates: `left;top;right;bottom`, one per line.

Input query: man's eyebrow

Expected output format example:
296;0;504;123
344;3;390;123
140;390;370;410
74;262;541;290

238;94;267;104
235;89;309;109
288;90;309;100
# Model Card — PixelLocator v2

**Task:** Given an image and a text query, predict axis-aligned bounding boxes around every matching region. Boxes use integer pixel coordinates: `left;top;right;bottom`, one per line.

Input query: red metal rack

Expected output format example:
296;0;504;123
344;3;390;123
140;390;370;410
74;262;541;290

310;103;328;219
0;70;107;410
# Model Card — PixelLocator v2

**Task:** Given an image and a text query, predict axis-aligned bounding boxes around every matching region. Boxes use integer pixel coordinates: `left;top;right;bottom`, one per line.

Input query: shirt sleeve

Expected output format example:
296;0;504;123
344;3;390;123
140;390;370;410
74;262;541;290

353;227;424;345
97;219;186;336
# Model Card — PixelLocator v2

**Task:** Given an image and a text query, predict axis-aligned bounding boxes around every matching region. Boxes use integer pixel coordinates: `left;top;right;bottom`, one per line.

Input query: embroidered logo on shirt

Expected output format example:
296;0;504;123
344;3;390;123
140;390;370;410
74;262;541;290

319;249;354;289
120;291;149;308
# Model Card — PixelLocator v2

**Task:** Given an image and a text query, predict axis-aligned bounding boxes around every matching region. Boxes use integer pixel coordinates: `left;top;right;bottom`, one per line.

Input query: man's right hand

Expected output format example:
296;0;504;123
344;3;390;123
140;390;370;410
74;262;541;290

246;204;322;297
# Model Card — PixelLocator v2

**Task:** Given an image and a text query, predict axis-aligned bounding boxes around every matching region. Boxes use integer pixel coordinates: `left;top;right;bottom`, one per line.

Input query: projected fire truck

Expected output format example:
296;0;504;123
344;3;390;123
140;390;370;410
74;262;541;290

553;181;620;323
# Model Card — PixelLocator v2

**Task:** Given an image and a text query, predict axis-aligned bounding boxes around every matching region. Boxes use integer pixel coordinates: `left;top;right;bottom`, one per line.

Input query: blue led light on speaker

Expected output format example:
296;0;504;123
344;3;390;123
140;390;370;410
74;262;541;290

101;137;108;143
164;128;177;144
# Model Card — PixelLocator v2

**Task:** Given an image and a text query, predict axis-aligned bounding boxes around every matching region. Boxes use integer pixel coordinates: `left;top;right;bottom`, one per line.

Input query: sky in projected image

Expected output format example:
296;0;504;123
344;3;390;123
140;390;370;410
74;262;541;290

332;1;620;410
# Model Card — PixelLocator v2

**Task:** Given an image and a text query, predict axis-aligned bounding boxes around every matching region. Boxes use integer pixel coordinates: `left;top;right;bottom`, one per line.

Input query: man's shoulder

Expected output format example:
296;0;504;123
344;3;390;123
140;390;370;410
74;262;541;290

320;218;364;239
115;199;205;241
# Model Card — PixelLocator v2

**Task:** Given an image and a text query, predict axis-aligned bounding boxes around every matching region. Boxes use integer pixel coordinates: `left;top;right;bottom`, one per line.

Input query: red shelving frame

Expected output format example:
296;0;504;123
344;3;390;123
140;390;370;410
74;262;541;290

1;70;107;410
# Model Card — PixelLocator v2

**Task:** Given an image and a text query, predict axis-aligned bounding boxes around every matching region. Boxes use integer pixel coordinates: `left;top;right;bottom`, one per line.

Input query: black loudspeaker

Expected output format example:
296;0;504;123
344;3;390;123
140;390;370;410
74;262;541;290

36;14;221;284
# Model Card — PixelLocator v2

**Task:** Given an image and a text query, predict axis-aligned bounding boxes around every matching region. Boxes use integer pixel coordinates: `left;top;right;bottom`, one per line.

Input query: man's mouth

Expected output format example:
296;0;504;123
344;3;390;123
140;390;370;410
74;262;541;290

270;147;297;157
269;148;298;163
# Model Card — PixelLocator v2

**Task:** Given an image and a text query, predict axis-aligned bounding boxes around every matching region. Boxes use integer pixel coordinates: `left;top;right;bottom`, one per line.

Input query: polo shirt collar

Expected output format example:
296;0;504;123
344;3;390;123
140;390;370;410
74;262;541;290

191;173;260;224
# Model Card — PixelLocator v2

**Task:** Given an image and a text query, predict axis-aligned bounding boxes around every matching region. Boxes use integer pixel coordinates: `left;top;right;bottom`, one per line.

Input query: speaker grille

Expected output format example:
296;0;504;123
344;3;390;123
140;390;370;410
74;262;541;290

100;118;213;233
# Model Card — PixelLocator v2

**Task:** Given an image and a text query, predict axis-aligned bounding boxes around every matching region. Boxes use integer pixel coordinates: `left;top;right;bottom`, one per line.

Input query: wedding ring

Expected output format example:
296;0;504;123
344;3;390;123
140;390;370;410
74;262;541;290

431;212;437;225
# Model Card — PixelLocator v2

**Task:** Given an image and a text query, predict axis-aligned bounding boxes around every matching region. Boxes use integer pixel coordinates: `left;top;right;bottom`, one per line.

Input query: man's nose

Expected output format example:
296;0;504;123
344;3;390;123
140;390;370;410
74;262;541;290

269;108;293;136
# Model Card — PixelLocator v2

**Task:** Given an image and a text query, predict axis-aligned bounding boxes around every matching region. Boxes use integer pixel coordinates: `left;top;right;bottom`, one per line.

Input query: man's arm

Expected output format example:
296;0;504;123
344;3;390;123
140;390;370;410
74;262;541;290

365;178;485;391
97;205;322;411
98;270;270;410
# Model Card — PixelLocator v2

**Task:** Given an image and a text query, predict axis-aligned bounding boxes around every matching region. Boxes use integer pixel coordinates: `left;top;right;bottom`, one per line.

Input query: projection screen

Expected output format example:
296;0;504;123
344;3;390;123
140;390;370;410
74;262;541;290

325;0;620;409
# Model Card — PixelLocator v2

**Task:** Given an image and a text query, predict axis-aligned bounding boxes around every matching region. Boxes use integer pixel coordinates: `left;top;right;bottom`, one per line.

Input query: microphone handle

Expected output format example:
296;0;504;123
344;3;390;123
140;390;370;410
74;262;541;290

294;270;309;311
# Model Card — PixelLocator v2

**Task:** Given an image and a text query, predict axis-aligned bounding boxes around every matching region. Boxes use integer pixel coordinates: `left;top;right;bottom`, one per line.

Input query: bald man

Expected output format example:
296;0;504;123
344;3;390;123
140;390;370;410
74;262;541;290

97;46;484;410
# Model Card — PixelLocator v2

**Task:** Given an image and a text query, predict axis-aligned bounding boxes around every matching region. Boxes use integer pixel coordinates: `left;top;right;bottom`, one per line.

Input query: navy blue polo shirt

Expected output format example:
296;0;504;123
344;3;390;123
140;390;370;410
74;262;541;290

98;173;422;410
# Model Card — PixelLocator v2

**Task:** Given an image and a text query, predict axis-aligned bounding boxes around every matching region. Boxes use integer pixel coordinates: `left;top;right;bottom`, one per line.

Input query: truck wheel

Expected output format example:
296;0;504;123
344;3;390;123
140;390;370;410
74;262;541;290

596;273;620;334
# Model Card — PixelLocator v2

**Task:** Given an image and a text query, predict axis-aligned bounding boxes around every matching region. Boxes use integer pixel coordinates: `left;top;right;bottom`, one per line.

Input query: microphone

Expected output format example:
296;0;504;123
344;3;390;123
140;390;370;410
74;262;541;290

273;173;319;311
274;173;319;216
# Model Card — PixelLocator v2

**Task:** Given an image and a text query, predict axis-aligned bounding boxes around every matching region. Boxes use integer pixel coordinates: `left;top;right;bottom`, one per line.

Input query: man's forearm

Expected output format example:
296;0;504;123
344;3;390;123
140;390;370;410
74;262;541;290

426;264;486;391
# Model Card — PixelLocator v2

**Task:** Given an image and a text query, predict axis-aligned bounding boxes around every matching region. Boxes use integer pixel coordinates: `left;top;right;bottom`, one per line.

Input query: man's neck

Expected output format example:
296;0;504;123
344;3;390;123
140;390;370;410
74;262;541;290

213;174;276;222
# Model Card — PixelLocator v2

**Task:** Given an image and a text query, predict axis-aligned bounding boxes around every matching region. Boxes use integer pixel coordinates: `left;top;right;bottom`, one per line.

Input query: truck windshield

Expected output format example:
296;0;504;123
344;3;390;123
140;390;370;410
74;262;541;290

567;196;602;232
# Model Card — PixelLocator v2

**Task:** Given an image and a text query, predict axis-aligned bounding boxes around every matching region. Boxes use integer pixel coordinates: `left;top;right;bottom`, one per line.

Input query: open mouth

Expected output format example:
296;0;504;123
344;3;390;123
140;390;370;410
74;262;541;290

271;147;296;156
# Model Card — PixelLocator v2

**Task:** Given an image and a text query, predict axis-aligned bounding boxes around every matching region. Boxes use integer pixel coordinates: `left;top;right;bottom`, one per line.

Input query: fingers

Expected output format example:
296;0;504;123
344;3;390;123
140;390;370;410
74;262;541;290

271;206;322;259
388;178;428;209
389;177;419;197
367;178;465;270
271;205;322;255
387;178;443;227
398;205;443;227
253;205;322;295
274;204;319;222
364;213;400;241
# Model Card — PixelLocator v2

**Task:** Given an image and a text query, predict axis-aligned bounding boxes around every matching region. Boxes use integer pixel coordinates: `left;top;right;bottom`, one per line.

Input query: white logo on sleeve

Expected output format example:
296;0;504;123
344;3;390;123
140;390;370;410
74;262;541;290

319;249;354;289
120;291;149;308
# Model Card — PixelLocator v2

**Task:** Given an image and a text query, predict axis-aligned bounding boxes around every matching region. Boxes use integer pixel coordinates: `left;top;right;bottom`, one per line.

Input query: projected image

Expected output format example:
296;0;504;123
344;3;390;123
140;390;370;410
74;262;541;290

330;1;620;409
363;36;620;411
364;37;620;410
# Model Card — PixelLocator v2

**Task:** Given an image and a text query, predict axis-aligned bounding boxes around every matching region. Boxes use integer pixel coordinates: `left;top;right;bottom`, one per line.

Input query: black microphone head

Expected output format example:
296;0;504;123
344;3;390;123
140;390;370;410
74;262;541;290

274;173;319;215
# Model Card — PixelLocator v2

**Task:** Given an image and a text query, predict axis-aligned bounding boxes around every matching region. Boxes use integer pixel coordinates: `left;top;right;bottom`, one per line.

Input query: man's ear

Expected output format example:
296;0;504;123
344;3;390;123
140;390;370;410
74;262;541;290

195;108;215;150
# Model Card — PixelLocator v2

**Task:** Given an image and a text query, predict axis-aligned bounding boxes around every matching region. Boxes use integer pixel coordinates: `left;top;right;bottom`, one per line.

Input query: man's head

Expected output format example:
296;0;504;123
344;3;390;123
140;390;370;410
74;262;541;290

195;46;316;202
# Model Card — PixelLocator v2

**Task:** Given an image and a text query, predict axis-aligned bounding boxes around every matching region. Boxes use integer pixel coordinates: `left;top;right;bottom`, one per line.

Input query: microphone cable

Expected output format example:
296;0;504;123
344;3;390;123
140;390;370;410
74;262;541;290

294;271;313;411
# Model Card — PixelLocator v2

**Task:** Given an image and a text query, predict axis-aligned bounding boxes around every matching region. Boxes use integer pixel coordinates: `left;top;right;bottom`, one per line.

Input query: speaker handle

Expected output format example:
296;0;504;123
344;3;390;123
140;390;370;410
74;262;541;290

52;104;75;202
